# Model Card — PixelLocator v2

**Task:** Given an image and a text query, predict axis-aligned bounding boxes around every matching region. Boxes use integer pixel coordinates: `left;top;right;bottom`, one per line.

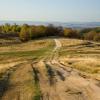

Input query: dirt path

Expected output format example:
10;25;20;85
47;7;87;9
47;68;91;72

0;39;100;100
54;39;62;50
41;39;100;100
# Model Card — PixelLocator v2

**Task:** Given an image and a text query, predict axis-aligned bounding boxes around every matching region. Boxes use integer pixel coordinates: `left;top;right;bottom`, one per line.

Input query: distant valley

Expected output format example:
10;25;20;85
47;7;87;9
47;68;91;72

0;21;100;29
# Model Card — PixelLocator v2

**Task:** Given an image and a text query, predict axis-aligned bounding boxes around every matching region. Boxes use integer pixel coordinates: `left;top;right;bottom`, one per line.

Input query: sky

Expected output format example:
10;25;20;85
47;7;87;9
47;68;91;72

0;0;100;22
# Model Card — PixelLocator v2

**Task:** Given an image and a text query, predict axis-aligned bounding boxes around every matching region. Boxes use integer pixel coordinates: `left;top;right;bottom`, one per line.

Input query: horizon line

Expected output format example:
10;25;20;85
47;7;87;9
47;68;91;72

0;20;100;23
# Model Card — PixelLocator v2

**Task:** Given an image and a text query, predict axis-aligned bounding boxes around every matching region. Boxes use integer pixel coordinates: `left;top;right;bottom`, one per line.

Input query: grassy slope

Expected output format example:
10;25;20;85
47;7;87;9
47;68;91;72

0;39;54;61
59;38;100;75
0;38;100;100
0;38;55;100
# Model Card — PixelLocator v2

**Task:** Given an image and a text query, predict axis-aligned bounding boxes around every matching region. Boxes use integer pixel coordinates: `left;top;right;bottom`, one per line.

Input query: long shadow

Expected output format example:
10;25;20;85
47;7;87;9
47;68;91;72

56;70;65;81
31;64;42;100
45;64;56;86
0;63;23;100
0;72;10;99
31;65;39;84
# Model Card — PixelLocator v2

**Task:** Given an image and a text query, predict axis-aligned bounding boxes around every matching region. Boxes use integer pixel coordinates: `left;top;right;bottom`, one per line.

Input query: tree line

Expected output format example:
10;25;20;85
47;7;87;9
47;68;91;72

0;23;100;42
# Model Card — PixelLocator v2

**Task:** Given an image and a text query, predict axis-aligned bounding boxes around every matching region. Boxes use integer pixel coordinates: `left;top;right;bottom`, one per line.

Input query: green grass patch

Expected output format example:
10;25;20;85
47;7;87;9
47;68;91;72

0;46;53;58
32;67;42;100
33;84;41;100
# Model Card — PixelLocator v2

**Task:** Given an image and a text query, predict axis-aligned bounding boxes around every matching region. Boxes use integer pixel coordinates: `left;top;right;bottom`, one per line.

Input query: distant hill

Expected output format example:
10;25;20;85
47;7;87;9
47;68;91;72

0;21;100;29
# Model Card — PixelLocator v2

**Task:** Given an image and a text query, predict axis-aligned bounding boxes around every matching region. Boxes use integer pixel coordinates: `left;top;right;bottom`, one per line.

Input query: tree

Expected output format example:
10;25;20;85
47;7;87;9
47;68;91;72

11;24;21;33
56;26;63;36
84;31;97;40
80;28;92;34
46;24;57;36
29;26;38;38
3;23;11;33
93;33;100;41
19;24;30;41
35;25;46;37
0;26;2;33
63;28;79;38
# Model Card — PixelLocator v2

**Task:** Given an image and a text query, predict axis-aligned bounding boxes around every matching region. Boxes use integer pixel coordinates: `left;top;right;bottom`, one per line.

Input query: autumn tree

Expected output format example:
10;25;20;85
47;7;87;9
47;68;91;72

3;23;11;33
93;33;100;41
35;25;46;37
45;24;57;36
29;26;37;38
56;26;63;36
11;24;21;33
84;31;97;40
19;24;30;41
63;28;79;38
0;26;2;33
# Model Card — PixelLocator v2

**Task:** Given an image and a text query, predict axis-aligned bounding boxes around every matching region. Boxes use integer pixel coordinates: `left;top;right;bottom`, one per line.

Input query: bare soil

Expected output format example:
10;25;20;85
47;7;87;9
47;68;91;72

0;38;100;100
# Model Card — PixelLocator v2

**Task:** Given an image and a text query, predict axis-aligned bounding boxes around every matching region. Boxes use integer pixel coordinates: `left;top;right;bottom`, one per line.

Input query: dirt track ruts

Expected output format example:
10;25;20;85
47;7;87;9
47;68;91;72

0;39;100;100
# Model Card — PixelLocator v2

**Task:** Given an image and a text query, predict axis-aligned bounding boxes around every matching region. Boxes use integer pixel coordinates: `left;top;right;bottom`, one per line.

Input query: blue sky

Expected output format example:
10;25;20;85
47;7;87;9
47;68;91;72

0;0;100;22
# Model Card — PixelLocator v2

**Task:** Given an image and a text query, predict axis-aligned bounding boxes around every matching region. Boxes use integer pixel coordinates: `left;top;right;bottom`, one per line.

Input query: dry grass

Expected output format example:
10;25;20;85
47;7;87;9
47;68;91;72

0;39;54;52
0;38;54;88
59;38;84;47
59;38;100;57
0;38;100;100
59;38;100;75
0;37;54;99
0;38;54;64
61;57;100;74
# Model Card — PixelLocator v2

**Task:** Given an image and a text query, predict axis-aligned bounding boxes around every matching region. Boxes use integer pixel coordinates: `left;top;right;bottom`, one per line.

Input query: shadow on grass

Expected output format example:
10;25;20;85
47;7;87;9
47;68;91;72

31;64;42;100
0;73;10;99
0;63;23;99
56;70;65;81
45;64;56;86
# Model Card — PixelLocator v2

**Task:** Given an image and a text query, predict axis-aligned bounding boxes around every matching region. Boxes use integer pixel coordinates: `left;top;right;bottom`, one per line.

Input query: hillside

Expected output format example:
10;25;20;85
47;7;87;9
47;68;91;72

0;38;100;100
